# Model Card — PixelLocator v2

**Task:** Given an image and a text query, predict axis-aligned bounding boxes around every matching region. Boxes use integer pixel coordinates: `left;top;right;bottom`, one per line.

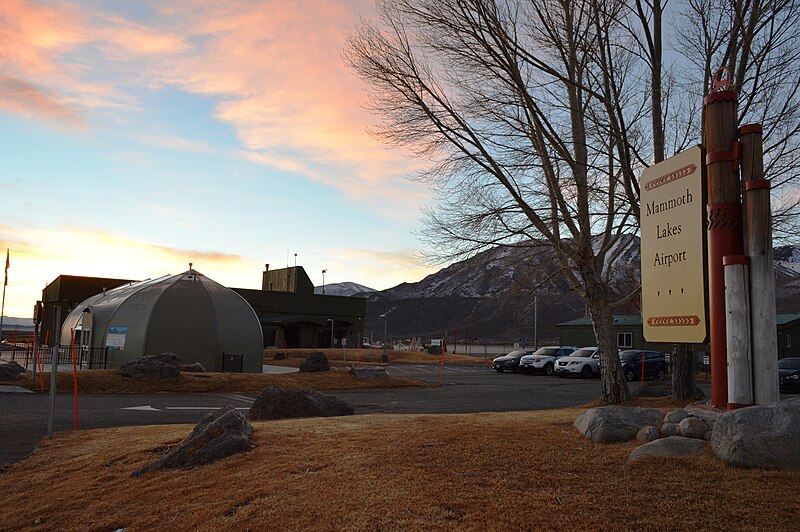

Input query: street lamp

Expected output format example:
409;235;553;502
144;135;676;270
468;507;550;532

321;269;327;295
327;318;334;348
379;313;388;363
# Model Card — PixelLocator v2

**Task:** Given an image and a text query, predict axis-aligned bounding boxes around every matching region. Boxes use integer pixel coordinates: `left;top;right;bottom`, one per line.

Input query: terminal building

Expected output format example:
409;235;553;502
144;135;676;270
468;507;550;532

37;264;366;364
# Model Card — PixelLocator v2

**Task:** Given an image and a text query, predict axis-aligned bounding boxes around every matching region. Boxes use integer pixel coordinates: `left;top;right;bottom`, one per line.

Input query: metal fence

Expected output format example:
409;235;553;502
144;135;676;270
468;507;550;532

21;344;109;369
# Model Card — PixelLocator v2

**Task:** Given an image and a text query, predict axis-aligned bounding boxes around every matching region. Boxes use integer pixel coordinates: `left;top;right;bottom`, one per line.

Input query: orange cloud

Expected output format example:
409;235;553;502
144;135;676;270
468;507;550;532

0;75;85;127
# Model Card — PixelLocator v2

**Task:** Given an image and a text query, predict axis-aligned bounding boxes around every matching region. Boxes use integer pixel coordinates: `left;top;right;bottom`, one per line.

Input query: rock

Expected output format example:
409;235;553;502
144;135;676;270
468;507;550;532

663;408;689;424
0;361;26;381
678;416;709;439
574;406;665;443
273;352;287;360
711;398;800;471
180;362;206;373
636;425;660;442
132;405;252;476
629;436;707;461
299;352;330;372
349;367;388;379
685;406;722;431
249;386;353;420
660;423;680;437
120;353;181;379
632;380;706;400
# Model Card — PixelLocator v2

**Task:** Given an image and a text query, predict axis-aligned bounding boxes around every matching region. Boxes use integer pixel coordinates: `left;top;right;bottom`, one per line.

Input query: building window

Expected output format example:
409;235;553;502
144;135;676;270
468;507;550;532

617;332;632;348
786;335;792;348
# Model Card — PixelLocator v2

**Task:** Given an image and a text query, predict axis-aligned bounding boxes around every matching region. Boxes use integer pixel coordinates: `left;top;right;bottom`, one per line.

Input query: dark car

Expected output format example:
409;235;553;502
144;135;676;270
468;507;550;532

492;349;534;373
619;350;667;382
778;357;800;393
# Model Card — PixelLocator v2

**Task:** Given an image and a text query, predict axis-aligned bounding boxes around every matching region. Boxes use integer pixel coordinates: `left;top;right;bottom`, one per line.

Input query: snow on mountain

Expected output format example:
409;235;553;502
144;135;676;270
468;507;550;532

314;282;376;297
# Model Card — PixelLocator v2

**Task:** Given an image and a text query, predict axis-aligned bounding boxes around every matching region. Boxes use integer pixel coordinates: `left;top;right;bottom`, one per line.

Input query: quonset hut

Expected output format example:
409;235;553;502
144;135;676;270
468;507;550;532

60;269;263;373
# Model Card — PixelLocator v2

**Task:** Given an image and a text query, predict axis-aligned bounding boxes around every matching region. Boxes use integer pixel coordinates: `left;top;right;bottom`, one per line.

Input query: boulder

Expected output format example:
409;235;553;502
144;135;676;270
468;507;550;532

685;406;722;432
249;386;353;421
273;352;287;360
663;409;689;424
632;380;706;400
636;425;660;442
120;353;181;379
132;405;253;476
678;416;709;439
660;423;680;437
711;399;800;471
0;361;26;381
299;352;330;372
180;362;206;373
349;367;388;379
574;406;665;443
629;436;707;461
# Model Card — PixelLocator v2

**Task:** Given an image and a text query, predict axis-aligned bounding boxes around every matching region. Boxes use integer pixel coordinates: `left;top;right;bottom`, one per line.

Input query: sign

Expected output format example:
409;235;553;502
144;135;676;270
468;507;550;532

703;354;710;366
430;338;442;347
641;146;708;343
106;326;128;350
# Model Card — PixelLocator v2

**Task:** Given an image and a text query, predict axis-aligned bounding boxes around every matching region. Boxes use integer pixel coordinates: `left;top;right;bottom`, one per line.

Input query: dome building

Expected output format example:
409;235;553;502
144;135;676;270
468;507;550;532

60;268;263;373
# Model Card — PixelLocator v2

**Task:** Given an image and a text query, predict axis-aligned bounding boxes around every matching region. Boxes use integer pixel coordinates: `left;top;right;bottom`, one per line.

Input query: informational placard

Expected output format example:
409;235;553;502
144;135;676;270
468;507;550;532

641;146;708;343
106;326;128;350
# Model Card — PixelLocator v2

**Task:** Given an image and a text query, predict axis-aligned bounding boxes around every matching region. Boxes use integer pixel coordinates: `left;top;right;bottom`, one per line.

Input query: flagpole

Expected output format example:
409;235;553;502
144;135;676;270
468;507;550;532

0;249;7;347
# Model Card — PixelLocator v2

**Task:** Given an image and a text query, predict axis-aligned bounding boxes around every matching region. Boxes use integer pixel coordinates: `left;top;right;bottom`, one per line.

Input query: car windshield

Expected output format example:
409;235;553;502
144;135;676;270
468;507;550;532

506;350;525;357
533;347;559;356
620;351;645;362
570;349;595;358
778;358;800;370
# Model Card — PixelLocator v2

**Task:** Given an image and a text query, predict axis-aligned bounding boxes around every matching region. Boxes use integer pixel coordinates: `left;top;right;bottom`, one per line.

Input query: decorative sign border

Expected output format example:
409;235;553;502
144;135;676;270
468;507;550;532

645;164;697;191
647;315;701;327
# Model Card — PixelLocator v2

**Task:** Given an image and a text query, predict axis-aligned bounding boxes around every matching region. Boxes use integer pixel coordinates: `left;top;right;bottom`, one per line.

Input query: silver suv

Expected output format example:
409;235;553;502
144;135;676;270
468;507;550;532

518;346;579;376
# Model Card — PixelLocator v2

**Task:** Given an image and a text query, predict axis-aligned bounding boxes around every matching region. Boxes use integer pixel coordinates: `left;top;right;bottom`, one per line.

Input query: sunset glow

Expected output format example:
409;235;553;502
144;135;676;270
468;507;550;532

0;0;437;317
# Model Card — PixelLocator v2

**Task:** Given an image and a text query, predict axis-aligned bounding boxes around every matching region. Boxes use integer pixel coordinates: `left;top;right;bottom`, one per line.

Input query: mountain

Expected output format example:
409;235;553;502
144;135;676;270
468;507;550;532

314;282;376;297
362;237;800;342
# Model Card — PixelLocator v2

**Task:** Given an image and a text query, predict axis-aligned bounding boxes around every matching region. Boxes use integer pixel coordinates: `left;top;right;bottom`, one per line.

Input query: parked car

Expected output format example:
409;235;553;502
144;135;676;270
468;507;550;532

518;346;579;376
554;347;603;378
492;349;534;373
778;357;800;393
619;350;667;381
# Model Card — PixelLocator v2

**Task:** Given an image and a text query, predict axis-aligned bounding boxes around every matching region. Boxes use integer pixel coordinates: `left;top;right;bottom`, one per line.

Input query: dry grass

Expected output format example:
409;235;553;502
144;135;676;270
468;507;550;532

1;407;797;531
265;348;493;367
1;369;428;394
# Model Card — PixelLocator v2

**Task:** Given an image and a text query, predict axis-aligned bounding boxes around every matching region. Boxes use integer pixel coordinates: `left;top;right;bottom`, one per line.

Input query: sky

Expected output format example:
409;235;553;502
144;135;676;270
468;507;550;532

0;0;441;318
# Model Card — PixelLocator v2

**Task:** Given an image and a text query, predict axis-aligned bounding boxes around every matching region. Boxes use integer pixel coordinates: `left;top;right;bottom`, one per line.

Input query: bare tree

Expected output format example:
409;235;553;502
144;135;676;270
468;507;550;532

347;0;645;403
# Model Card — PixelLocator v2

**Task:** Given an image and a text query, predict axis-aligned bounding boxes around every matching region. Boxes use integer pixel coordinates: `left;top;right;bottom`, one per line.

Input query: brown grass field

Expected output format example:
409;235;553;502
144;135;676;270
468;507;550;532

1;368;428;394
1;399;798;530
264;347;493;367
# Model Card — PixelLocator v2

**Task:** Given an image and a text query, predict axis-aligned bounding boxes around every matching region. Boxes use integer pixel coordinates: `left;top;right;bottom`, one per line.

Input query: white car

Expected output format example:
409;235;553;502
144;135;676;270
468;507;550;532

518;346;578;376
554;347;601;378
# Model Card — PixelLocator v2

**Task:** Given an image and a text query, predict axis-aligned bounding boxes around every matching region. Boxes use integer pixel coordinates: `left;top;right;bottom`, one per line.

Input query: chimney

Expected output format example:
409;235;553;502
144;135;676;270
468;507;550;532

262;263;270;291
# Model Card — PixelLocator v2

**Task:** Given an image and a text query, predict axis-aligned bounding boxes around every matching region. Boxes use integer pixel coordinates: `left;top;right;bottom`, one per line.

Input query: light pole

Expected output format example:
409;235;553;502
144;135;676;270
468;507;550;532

379;313;388;363
327;318;334;348
534;292;538;350
321;269;327;295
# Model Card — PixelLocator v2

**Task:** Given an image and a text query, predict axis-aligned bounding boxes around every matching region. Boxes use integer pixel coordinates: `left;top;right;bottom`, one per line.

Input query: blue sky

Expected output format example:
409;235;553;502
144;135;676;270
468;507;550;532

0;0;438;317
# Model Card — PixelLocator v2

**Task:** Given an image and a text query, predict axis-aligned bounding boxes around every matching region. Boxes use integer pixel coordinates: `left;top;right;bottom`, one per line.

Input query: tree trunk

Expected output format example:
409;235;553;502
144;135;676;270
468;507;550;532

671;343;695;401
585;272;631;404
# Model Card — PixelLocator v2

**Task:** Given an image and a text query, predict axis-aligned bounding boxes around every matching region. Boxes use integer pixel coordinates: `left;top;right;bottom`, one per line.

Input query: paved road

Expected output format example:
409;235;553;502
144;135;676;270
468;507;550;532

0;363;710;466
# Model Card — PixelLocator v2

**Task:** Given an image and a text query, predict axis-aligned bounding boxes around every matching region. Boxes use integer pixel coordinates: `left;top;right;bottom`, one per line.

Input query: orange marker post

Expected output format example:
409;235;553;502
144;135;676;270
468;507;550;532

641;352;645;383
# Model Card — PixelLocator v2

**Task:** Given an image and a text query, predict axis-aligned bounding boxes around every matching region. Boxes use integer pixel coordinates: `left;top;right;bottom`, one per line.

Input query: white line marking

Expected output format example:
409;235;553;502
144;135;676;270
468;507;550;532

164;406;250;411
219;394;255;404
122;405;162;411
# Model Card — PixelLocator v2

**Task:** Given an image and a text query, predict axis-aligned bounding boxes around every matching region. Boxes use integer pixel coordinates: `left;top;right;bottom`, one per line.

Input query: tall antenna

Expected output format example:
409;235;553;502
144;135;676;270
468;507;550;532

294;253;297;267
286;248;289;268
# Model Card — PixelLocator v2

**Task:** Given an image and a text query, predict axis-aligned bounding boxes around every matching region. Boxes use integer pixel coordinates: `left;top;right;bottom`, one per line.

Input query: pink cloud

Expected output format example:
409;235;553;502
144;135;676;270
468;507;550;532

0;75;85;127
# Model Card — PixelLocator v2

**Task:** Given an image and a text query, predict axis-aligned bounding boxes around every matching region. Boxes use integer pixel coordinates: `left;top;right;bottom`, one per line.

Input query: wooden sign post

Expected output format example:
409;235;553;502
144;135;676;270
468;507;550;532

704;67;743;409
